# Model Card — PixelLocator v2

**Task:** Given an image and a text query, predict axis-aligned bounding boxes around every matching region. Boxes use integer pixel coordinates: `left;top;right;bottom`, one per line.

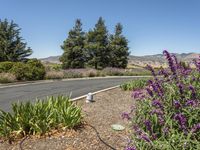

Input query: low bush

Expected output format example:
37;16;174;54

120;79;148;91
124;51;200;150
45;71;64;79
0;73;16;83
0;62;14;73
102;67;124;76
7;59;45;81
26;59;46;80
44;63;62;72
64;69;83;78
82;69;98;77
51;64;62;71
0;96;82;141
10;62;30;80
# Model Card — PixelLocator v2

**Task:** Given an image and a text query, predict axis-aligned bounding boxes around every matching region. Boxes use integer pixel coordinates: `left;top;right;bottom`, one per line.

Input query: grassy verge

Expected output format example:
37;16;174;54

120;79;149;91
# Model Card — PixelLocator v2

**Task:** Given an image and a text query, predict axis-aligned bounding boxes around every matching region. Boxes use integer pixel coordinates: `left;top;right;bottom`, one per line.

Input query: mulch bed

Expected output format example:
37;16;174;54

0;88;133;150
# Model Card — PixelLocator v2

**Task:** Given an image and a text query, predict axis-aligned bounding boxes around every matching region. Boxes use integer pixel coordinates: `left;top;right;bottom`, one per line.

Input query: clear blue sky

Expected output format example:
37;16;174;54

0;0;199;58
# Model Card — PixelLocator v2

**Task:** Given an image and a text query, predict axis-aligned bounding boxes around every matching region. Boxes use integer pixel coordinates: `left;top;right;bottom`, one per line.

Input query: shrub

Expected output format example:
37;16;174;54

45;71;64;79
0;73;16;83
9;59;45;81
51;64;62;71
120;79;148;91
83;69;98;77
44;63;62;72
10;62;30;80
102;67;124;76
64;69;83;78
26;59;46;80
124;51;200;150
0;96;82;141
0;62;14;73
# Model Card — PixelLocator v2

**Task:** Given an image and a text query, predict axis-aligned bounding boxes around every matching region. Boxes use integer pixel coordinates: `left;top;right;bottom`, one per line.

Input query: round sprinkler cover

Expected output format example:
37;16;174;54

111;124;125;131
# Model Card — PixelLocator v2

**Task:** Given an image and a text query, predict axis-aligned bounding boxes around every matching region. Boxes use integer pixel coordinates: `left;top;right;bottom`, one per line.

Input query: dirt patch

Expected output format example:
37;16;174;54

0;88;133;150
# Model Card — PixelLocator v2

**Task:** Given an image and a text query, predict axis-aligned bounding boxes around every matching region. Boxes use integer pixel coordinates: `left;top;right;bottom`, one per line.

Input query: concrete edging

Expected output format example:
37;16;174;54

71;85;120;101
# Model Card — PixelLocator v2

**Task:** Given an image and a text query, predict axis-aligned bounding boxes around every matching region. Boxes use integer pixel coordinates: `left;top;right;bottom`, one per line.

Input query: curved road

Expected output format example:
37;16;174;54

0;77;145;111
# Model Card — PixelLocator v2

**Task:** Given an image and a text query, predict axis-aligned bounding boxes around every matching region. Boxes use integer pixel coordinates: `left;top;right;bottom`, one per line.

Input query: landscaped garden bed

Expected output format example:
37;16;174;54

1;50;199;150
0;88;133;150
122;51;200;150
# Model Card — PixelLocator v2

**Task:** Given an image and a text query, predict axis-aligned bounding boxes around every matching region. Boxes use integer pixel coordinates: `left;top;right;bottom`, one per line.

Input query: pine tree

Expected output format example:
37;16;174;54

0;19;32;62
85;17;110;69
109;23;129;68
60;19;85;69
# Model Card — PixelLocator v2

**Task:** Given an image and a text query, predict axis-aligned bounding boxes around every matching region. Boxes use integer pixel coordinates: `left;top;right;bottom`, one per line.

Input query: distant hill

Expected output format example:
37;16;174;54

40;53;199;67
128;53;199;68
40;56;61;64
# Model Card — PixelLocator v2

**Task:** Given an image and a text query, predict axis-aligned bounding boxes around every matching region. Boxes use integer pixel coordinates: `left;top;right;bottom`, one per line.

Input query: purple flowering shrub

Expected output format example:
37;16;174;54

125;51;200;149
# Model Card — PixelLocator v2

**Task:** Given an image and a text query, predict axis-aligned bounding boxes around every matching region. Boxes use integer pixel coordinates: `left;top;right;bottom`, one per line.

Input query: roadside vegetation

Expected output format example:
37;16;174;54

44;65;152;80
120;79;148;91
124;51;200;150
0;18;152;84
0;96;82;142
0;59;45;83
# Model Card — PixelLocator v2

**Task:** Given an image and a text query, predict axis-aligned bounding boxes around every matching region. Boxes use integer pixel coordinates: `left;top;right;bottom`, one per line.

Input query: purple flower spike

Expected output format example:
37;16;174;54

122;112;131;120
146;87;153;97
185;100;197;107
171;54;178;67
133;125;142;135
174;113;187;130
148;80;163;97
158;68;168;78
162;127;169;135
178;83;184;96
193;56;200;72
144;120;152;132
158;116;165;125
132;90;145;99
191;123;200;133
189;85;196;99
146;65;156;78
152;99;163;109
140;134;151;143
152;133;157;140
150;109;164;116
173;100;181;109
163;50;177;78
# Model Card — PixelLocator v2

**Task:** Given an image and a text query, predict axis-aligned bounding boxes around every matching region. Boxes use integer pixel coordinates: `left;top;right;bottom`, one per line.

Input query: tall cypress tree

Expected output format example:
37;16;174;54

109;23;129;68
85;17;110;69
60;19;85;69
0;19;32;62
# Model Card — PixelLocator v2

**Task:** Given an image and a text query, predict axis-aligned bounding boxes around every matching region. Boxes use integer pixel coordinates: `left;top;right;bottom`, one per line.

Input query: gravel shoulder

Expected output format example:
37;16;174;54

0;88;133;150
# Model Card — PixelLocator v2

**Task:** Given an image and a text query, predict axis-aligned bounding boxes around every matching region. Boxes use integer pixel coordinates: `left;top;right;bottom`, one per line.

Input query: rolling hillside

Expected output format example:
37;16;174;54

40;53;199;68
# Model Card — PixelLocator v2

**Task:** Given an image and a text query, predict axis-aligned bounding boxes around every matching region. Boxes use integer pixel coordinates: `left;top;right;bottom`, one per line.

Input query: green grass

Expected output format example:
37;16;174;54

120;79;149;91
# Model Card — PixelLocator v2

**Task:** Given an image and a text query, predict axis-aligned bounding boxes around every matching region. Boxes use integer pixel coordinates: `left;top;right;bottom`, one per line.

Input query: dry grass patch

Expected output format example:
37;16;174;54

0;73;16;83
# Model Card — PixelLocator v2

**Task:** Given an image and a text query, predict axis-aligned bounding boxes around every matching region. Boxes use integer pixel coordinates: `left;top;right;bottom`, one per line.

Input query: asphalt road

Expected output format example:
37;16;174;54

0;77;144;112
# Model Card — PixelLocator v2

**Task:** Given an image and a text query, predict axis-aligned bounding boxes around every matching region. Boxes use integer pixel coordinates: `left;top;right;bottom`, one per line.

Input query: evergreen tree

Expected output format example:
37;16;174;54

60;19;85;69
109;23;129;68
0;19;32;62
85;17;110;69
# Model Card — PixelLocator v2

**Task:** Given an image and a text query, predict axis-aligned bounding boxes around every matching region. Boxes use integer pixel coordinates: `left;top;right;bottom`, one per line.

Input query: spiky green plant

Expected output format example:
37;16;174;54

0;96;82;141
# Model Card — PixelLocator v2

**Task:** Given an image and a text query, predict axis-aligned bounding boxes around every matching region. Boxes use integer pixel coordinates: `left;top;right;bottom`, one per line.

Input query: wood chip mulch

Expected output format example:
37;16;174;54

0;88;133;150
